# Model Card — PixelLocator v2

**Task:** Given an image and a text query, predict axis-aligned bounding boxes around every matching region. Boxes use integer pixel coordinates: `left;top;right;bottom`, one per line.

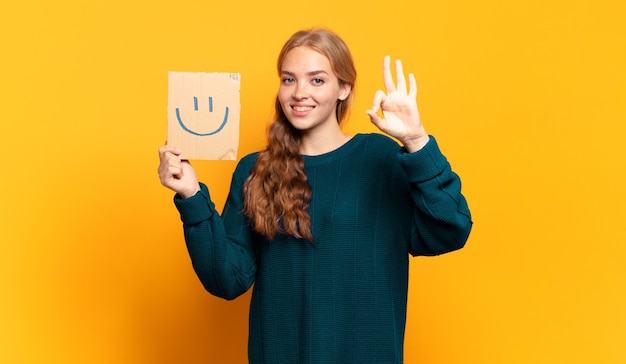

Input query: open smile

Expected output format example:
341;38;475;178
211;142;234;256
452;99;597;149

292;105;314;111
291;105;315;116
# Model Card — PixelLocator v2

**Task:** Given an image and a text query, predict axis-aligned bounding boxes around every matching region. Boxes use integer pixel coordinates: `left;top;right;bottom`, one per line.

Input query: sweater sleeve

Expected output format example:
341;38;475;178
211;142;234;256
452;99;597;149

173;159;257;300
398;136;473;256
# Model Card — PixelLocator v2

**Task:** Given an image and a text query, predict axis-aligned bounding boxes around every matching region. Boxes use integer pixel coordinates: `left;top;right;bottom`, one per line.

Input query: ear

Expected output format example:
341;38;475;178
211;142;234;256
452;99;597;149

338;83;351;101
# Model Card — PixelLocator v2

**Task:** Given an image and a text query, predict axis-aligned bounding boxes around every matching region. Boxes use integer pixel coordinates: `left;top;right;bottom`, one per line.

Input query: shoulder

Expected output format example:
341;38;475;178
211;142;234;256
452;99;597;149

344;134;405;178
231;152;259;183
237;152;260;169
358;132;400;147
356;133;402;157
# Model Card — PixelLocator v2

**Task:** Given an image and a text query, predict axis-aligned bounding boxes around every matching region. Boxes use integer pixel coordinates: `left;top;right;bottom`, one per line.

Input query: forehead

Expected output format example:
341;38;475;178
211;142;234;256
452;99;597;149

281;46;332;74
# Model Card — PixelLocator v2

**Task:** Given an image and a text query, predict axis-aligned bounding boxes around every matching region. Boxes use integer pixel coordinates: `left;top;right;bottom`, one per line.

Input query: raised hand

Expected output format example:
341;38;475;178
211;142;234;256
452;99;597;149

366;56;429;152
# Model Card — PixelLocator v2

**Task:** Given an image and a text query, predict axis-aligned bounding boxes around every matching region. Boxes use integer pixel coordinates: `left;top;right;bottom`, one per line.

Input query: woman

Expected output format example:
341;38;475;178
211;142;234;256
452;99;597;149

158;28;472;364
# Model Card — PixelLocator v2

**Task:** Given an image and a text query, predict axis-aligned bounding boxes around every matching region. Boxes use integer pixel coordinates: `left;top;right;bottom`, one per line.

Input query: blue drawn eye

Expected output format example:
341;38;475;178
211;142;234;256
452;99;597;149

175;96;229;136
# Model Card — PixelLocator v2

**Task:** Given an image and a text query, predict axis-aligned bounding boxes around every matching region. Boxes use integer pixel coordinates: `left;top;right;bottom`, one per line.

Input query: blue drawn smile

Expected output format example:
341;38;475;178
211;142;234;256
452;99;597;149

176;96;229;136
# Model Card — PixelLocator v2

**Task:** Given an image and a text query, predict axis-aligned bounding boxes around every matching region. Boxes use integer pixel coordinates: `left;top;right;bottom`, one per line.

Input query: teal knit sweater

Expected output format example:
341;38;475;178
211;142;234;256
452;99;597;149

174;133;472;364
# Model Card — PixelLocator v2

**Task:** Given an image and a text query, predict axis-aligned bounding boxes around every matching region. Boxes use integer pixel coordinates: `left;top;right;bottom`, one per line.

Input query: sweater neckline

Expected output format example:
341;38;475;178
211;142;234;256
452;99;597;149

303;133;365;167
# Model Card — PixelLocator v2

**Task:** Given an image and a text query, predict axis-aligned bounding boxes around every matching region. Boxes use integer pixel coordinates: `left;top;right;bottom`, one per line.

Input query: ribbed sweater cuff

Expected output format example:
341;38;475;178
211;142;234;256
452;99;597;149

173;183;215;225
399;136;449;183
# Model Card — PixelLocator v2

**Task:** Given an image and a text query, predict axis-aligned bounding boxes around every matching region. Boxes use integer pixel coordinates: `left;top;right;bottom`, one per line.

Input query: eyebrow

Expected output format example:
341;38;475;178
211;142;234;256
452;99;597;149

281;70;329;77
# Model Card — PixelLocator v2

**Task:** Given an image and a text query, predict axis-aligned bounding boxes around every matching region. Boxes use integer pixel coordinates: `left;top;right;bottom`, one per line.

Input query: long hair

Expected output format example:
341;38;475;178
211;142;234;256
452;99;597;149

242;28;357;241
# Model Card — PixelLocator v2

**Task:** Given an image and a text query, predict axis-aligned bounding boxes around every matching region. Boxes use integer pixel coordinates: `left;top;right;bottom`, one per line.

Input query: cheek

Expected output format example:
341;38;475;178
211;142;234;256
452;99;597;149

278;86;291;104
317;85;343;102
314;90;339;106
277;91;292;115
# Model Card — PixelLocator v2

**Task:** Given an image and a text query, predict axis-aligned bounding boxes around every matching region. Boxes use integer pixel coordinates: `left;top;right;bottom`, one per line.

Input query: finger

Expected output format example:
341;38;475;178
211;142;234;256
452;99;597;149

164;158;184;179
159;151;182;172
395;59;407;93
369;90;386;113
408;73;418;99
158;145;181;159
158;154;178;174
171;165;184;180
366;109;383;128
382;56;396;92
158;163;181;186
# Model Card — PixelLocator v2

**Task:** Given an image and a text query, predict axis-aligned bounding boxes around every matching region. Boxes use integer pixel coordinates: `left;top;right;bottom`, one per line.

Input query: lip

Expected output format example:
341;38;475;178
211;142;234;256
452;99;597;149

290;104;315;116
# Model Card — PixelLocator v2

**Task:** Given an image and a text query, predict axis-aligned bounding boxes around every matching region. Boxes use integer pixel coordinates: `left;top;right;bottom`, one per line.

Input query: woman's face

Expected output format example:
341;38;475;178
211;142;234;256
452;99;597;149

278;46;351;134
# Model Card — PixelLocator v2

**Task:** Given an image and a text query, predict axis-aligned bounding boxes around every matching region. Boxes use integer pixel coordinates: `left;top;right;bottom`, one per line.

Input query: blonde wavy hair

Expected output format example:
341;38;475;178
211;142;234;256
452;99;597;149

242;28;357;241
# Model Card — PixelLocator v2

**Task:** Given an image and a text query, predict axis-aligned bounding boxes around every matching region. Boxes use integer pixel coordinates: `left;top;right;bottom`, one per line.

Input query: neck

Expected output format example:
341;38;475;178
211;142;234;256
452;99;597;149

299;127;351;156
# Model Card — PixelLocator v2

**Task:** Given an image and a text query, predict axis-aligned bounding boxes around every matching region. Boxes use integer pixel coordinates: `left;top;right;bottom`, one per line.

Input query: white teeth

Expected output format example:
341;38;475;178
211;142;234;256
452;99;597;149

293;106;313;112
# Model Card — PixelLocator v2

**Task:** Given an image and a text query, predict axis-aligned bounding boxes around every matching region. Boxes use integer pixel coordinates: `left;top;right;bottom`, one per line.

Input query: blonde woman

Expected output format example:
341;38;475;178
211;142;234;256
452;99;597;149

158;28;472;364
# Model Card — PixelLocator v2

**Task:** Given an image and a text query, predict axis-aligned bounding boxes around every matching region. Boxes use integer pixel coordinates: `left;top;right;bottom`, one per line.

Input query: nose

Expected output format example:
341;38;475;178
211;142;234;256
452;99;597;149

293;83;308;100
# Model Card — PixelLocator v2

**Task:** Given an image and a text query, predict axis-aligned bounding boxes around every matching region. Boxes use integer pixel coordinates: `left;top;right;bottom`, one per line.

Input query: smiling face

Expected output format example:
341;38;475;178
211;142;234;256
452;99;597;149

278;46;351;135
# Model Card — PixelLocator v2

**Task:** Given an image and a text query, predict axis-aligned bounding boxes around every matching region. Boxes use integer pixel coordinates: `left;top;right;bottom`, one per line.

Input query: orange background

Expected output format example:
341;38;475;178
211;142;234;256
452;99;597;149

2;0;625;363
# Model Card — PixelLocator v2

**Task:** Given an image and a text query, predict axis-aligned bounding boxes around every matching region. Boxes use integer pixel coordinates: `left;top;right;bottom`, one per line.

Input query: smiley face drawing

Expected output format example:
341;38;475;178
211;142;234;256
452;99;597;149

176;96;229;136
167;71;240;160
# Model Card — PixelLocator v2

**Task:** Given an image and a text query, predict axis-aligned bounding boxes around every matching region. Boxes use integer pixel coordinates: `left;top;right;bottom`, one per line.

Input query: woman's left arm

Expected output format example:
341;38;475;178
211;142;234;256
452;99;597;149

398;137;473;256
368;56;472;255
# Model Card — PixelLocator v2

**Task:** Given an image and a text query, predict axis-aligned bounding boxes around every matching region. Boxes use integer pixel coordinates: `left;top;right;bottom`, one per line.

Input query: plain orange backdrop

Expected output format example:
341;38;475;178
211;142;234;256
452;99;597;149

2;0;625;363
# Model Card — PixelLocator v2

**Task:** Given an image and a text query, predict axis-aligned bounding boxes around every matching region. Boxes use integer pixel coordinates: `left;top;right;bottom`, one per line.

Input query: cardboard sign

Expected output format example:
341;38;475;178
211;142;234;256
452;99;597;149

167;71;240;160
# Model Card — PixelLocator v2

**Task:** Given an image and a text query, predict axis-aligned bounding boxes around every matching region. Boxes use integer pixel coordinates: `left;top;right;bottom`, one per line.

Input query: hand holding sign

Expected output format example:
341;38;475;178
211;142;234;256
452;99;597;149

167;72;240;160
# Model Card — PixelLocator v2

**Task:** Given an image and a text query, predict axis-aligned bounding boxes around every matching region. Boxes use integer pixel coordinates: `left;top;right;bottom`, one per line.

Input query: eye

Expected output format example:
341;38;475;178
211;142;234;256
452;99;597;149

312;78;324;85
282;77;295;85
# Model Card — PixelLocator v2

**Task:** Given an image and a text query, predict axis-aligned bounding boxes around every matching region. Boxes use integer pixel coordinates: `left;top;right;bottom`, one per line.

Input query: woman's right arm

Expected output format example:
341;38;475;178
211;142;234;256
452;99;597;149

158;146;257;300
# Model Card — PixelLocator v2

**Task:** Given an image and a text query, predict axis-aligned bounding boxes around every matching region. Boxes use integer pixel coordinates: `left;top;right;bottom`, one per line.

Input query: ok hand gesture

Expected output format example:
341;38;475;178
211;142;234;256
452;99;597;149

366;56;429;152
